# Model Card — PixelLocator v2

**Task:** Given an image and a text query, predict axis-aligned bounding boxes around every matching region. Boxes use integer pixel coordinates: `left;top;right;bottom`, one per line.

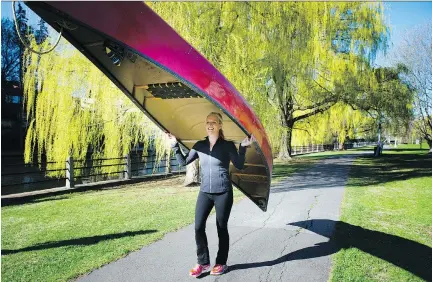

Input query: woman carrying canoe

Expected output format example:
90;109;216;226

168;112;255;277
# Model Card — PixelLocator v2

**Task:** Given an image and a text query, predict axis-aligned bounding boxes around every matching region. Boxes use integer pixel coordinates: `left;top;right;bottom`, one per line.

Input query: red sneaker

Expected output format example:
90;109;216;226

210;264;228;275
189;264;210;277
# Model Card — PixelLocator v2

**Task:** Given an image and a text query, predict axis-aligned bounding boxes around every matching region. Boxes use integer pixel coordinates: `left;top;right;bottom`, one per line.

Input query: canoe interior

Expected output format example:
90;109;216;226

26;2;270;211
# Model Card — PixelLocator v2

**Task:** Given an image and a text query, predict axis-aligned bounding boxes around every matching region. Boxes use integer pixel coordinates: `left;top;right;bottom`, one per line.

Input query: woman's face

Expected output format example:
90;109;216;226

206;115;222;137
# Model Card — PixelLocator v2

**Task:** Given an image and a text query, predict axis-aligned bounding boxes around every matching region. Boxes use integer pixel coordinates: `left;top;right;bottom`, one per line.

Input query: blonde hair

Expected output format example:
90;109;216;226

207;112;225;140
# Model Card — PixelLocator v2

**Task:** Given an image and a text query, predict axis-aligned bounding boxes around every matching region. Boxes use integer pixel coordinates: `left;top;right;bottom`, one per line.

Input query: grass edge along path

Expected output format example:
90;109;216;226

330;145;432;282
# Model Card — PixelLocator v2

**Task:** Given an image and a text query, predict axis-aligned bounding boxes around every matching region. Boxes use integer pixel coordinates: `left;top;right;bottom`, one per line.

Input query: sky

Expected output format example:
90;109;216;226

1;1;432;67
1;1;41;26
375;2;432;67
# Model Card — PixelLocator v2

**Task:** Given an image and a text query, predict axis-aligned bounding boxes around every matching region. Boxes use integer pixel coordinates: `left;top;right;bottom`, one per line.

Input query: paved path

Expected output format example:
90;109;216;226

77;155;358;282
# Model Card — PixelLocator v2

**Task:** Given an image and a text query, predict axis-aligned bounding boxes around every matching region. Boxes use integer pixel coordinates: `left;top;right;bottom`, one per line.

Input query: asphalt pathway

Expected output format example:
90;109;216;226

77;154;358;282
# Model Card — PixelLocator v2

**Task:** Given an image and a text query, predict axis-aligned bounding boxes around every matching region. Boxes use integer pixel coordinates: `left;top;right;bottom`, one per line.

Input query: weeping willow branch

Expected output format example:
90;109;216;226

293;127;312;136
22;38;171;177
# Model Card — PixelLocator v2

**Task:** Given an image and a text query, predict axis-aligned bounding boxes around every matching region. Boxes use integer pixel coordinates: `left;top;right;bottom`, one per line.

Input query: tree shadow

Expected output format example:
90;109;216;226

347;153;432;187
1;229;157;255
23;196;70;204
384;148;429;152
270;152;432;193
228;220;432;281
272;162;313;180
271;155;358;193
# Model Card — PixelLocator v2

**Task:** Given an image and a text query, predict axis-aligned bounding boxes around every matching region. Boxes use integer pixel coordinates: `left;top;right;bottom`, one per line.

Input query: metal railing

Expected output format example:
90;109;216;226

2;142;373;194
1;151;186;195
291;142;374;156
1;156;67;190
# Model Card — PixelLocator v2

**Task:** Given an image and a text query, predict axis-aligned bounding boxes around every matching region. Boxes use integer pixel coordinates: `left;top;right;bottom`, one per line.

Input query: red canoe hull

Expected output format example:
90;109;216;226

26;2;273;211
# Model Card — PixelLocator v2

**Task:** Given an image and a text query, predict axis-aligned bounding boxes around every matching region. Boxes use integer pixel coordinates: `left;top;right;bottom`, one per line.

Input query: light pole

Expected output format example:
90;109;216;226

376;113;383;156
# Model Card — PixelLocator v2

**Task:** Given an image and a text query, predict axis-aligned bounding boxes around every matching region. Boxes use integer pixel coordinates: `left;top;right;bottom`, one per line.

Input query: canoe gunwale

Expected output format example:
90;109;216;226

26;1;271;211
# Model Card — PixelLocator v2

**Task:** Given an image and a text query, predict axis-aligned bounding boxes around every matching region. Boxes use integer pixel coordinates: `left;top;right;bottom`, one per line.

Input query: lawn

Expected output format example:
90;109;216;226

1;153;318;282
4;144;423;282
271;145;373;184
330;145;432;281
1;176;245;281
272;158;317;184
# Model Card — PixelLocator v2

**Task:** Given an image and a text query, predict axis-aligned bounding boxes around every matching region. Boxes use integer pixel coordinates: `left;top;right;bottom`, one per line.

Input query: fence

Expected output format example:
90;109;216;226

1;151;185;195
2;142;374;195
291;142;373;156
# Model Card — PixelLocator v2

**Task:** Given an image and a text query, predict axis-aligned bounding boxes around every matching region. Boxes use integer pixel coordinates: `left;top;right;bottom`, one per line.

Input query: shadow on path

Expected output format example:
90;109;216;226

229;220;432;281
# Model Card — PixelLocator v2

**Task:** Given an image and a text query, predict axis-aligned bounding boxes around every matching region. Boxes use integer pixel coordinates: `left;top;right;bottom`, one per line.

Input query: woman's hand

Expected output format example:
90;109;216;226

241;135;256;147
167;133;178;146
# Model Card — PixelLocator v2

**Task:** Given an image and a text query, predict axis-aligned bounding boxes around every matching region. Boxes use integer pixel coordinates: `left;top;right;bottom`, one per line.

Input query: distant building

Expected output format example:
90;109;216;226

1;81;25;151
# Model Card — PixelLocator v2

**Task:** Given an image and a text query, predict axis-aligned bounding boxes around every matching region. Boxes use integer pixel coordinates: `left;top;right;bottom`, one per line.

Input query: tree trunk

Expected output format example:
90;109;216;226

427;139;432;155
183;159;200;186
278;127;293;160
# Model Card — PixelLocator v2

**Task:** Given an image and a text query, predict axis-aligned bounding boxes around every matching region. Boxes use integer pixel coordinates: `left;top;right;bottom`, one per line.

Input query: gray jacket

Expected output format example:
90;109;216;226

172;137;247;193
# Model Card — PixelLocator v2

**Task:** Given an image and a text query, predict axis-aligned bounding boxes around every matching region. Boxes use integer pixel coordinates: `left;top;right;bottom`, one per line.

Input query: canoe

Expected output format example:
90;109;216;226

26;2;273;211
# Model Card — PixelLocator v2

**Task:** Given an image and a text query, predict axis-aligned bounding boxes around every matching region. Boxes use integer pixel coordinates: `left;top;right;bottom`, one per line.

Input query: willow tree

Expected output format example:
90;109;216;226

148;2;283;154
291;103;375;148
248;2;390;158
294;65;414;147
326;104;374;147
149;2;390;159
149;2;274;184
335;64;414;146
23;38;170;176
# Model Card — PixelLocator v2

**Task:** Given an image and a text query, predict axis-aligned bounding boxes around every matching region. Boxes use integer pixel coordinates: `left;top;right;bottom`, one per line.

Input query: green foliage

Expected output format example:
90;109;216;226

340;66;413;121
148;2;393;157
23;38;170;176
292;103;376;146
22;2;412;165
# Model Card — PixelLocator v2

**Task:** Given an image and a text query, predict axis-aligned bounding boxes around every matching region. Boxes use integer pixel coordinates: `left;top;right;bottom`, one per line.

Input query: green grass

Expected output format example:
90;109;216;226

1;176;245;282
1;151;321;282
4;144;426;281
330;145;432;282
1;150;330;282
272;158;317;184
271;146;372;183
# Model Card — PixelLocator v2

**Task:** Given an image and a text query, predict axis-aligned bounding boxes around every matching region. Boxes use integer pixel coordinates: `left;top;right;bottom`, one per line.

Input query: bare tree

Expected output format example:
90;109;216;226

396;22;432;153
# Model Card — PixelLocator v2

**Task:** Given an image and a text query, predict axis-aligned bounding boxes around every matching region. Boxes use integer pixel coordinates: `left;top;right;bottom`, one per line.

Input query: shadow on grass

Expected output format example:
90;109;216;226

1;230;157;255
228;220;432;281
349;153;432;187
270;151;431;193
384;148;429;152
23;196;70;204
271;155;359;193
272;161;314;181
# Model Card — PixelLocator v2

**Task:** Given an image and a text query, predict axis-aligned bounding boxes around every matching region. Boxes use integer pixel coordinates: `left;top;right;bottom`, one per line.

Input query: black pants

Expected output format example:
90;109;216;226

195;190;233;265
